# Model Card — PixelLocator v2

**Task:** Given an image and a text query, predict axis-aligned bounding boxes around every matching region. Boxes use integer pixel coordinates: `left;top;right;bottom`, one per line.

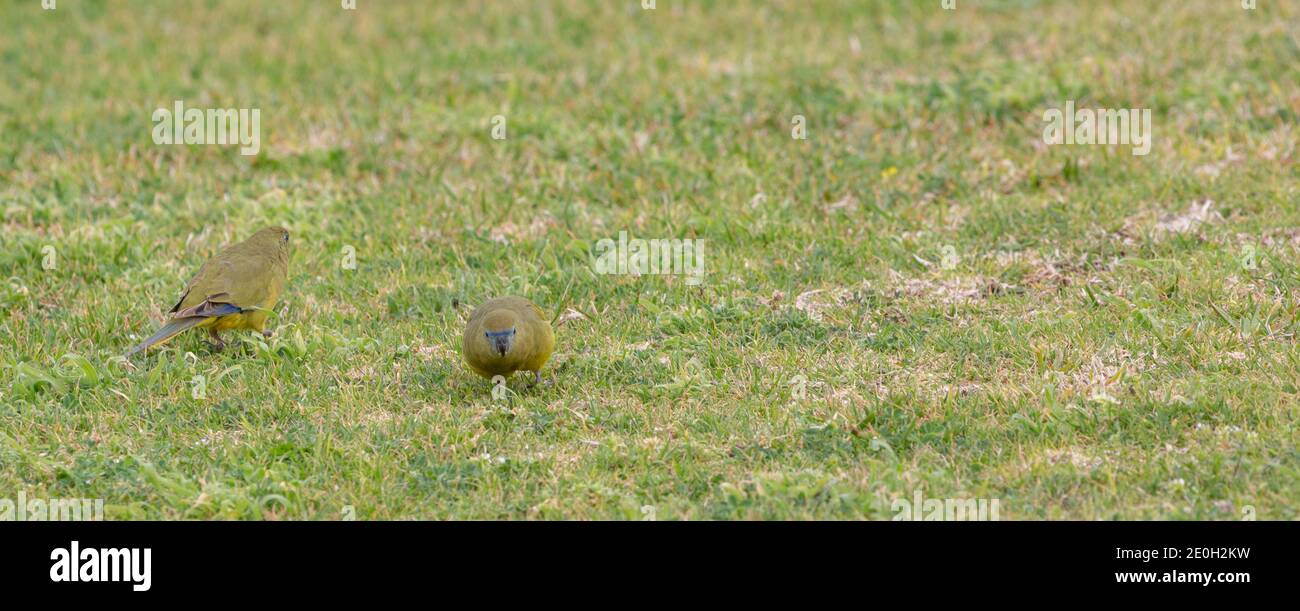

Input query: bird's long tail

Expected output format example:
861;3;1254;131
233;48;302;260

125;317;207;357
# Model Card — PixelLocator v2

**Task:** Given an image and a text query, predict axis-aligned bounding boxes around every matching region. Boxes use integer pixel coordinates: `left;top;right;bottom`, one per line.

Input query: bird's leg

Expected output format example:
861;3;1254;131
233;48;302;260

527;370;549;387
206;329;226;353
253;318;273;339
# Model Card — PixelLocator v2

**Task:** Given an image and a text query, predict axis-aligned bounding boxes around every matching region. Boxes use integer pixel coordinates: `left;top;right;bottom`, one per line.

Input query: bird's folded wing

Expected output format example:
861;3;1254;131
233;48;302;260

171;257;269;312
173;293;243;319
528;301;548;322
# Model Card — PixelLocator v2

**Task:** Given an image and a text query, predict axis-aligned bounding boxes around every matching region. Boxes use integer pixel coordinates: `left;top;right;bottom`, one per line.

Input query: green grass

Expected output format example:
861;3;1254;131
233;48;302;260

1;0;1297;520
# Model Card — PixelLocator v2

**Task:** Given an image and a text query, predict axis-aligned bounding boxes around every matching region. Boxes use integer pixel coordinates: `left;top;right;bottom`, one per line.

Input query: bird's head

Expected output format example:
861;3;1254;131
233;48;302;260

250;226;291;257
252;224;291;244
482;310;520;358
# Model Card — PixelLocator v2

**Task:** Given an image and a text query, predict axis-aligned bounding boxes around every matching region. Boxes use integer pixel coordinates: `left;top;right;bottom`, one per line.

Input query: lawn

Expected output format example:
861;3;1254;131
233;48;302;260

0;0;1296;519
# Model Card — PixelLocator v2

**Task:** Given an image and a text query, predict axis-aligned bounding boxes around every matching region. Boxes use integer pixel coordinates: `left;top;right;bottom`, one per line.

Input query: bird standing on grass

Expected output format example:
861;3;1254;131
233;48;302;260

126;226;291;356
461;296;554;385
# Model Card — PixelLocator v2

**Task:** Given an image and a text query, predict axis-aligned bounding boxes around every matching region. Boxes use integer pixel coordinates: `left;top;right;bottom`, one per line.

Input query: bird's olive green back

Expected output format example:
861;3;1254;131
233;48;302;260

173;228;289;312
466;296;544;328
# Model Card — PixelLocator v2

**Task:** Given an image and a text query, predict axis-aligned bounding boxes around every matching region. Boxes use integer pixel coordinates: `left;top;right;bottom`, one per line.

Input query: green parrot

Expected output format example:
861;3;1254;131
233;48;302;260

126;226;290;356
461;296;555;385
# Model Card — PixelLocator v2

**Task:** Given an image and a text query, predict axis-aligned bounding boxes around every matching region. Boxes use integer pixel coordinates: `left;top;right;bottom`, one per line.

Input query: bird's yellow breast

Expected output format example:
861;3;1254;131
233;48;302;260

199;310;269;333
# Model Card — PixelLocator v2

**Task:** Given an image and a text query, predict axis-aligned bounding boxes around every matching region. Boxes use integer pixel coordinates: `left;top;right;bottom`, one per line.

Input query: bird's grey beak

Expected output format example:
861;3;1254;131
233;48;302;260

487;330;514;357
